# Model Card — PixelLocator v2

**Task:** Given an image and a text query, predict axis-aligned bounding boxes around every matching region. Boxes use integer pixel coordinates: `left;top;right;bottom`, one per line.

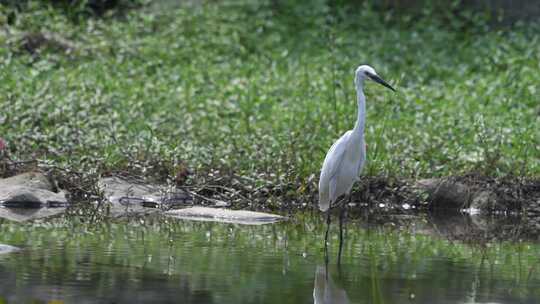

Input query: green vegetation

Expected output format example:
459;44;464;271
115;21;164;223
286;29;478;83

0;1;539;189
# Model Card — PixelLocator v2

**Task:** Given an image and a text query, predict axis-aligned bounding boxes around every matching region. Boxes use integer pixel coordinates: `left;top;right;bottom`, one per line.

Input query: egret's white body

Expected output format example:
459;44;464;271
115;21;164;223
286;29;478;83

318;130;366;212
313;265;349;304
318;65;394;212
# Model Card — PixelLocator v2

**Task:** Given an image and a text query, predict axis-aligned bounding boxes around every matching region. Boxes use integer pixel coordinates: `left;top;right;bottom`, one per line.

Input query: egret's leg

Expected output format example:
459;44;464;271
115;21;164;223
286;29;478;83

324;209;331;252
337;195;350;266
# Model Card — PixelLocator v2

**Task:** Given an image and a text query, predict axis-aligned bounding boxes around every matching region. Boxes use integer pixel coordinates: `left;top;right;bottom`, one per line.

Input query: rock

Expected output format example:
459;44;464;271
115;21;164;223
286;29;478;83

0;173;68;208
0;244;19;254
0;172;53;192
98;177;192;216
415;178;471;210
0;186;68;208
470;190;502;212
0;207;66;222
166;207;285;225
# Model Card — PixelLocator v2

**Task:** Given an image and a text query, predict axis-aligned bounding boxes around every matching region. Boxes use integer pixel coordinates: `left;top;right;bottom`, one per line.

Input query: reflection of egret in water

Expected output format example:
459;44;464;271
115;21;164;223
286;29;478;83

313;265;350;304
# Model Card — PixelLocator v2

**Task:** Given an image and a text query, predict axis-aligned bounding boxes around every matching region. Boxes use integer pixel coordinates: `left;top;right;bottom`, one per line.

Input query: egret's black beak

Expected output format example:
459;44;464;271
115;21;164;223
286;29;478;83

367;73;396;92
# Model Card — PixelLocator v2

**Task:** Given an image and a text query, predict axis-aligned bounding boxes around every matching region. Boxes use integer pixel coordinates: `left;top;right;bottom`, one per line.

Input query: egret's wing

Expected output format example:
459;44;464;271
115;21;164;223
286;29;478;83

320;131;351;182
319;131;351;211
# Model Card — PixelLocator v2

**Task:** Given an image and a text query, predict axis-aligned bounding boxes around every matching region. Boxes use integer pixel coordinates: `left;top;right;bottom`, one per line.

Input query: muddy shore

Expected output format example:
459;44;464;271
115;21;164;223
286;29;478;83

1;160;538;215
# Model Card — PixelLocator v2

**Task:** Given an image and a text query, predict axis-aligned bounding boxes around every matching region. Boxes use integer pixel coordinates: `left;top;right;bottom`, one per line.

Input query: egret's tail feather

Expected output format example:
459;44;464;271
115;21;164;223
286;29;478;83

318;191;330;212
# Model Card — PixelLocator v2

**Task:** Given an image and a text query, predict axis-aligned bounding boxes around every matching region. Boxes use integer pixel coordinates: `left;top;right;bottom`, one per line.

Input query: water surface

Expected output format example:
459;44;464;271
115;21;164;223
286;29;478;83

0;214;539;303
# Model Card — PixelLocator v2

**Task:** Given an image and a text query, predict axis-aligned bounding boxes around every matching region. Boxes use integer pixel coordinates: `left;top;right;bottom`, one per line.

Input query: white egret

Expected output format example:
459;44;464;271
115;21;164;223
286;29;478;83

318;65;395;247
313;265;349;304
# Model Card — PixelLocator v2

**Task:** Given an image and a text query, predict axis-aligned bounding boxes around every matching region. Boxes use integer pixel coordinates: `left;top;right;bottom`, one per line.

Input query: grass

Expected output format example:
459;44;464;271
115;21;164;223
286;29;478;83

0;1;539;193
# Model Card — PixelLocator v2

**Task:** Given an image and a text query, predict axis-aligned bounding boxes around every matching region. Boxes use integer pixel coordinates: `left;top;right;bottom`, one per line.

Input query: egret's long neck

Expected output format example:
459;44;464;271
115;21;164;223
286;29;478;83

353;81;366;137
